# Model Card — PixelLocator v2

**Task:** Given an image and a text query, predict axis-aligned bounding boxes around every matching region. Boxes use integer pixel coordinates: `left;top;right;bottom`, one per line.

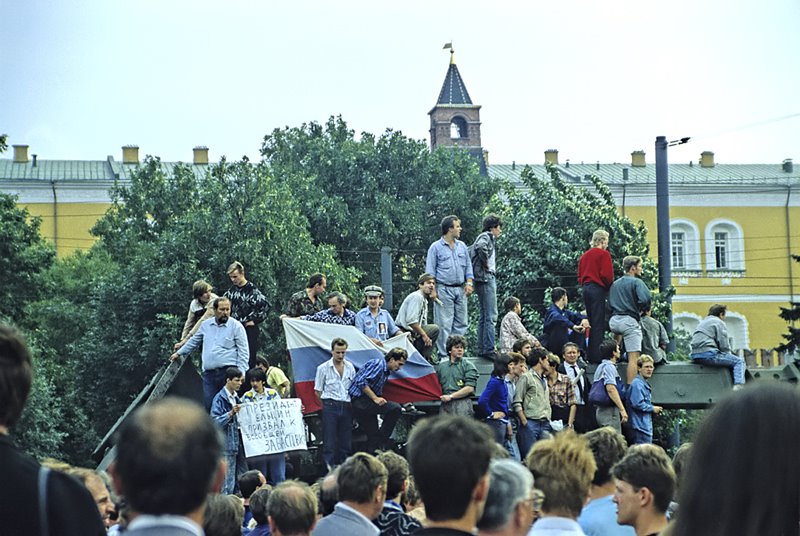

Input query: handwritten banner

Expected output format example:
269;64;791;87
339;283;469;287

238;398;307;457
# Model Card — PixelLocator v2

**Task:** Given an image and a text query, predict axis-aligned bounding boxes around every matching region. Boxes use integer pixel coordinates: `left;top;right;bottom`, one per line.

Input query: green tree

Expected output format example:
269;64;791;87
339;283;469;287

0;193;56;320
77;155;359;435
777;255;800;355
261;116;500;290
490;164;665;321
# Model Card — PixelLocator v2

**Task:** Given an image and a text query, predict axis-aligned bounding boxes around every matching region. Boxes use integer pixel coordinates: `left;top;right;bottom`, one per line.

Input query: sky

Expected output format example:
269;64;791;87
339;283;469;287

1;0;798;167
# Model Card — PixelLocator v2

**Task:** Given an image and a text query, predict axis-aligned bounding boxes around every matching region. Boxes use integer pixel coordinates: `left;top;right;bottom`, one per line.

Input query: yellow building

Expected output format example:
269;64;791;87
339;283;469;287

490;149;800;352
0;144;210;256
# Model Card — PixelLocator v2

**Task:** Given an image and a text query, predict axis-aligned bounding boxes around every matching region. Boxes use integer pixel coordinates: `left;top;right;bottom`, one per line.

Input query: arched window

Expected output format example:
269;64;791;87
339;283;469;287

450;116;468;139
705;219;745;271
670;219;701;271
723;311;749;351
673;312;701;340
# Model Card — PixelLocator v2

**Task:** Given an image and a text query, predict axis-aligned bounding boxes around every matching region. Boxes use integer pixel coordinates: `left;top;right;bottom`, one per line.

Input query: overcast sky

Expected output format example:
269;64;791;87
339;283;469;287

2;0;798;167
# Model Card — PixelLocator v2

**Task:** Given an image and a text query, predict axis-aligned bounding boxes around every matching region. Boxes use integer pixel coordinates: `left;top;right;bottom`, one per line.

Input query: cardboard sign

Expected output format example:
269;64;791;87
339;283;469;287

238;398;307;457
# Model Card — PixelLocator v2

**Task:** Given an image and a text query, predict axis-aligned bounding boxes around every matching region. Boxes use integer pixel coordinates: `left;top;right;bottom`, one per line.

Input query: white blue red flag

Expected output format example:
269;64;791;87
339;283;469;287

283;318;442;414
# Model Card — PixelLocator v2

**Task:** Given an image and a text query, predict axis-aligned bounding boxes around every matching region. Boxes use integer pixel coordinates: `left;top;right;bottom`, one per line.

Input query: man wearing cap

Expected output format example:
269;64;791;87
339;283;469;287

355;285;401;347
396;273;440;362
426;215;474;361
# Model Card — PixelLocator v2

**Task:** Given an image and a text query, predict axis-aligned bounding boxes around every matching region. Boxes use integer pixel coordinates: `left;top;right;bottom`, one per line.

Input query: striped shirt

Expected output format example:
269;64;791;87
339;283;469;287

348;357;389;399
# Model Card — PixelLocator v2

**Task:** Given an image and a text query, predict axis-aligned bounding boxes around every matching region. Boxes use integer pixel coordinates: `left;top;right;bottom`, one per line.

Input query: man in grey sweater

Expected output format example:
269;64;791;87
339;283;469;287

608;256;652;384
690;304;745;387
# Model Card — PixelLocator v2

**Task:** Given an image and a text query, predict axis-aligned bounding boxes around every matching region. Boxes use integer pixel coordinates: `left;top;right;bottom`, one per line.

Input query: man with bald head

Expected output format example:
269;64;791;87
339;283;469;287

110;397;225;535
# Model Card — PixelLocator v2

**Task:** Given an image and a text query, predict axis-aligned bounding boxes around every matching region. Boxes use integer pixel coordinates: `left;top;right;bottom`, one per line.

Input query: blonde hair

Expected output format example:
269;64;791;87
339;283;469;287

226;261;244;275
637;354;655;367
591;230;609;247
525;431;596;517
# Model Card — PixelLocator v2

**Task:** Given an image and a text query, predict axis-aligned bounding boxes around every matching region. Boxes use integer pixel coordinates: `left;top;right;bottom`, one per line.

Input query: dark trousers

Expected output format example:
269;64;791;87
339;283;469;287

411;324;439;363
573;404;597;434
202;368;227;411
582;283;608;364
352;396;402;453
321;399;353;468
244;324;259;369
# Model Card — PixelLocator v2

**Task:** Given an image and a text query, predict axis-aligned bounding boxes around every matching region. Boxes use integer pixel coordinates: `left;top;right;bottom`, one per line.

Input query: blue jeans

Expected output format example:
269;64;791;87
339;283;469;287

202;368;227;411
321;399;353;469
475;276;498;356
487;418;507;445
630;428;653;445
504;417;521;461
433;285;468;359
517;418;551;460
691;350;746;385
223;443;247;494
248;454;286;485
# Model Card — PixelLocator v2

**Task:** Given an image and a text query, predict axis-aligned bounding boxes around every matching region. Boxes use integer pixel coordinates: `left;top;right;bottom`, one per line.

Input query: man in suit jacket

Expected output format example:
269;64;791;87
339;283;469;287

313;452;388;536
110;398;225;536
559;342;596;434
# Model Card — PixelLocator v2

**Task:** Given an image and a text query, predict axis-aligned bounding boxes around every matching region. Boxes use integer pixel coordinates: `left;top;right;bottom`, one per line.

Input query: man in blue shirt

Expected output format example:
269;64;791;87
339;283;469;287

426;215;474;361
355;285;400;347
171;297;249;410
348;348;407;453
627;355;663;444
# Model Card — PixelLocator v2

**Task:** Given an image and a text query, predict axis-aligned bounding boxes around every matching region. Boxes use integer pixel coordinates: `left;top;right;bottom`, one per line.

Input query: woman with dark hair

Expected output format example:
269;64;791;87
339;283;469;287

478;354;511;445
666;383;800;536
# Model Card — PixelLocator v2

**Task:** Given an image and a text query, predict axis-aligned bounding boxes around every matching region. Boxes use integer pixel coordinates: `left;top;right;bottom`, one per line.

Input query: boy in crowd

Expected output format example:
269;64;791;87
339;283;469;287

627;356;663;445
436;335;479;416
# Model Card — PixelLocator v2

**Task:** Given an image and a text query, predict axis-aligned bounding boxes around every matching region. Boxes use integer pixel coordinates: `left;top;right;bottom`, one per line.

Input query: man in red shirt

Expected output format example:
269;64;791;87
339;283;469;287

578;230;614;364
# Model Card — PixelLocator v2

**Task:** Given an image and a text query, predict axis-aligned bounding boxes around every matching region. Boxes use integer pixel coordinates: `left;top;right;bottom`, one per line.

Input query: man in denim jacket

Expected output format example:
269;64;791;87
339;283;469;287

210;367;247;494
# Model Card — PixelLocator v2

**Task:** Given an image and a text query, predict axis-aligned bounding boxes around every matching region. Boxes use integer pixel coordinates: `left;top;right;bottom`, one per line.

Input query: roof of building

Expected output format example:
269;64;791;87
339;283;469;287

435;60;473;106
489;162;800;186
0;157;211;182
3;157;797;188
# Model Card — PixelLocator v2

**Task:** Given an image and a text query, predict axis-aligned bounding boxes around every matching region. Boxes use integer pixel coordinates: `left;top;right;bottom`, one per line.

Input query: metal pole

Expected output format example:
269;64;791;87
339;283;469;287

655;136;674;351
380;247;393;311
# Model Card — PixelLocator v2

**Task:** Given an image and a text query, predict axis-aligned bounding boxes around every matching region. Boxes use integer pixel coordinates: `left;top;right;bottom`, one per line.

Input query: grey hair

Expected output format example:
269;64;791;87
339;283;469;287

477;459;534;531
328;291;348;306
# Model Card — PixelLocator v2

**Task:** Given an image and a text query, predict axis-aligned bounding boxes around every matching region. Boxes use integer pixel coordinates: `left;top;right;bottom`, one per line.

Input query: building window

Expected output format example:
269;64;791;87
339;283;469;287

714;231;728;269
671;231;686;269
705;219;744;271
669;219;700;271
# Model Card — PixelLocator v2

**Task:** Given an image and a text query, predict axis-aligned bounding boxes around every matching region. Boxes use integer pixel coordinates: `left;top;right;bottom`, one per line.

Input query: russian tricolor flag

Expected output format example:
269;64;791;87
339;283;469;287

283;318;443;414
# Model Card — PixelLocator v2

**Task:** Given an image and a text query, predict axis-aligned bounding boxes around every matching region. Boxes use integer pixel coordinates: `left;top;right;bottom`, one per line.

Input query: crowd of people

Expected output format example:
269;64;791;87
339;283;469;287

4;327;797;536
1;217;774;536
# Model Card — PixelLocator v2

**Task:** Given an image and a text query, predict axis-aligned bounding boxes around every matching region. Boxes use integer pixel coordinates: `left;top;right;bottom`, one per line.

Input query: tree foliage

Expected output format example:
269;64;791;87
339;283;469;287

0;194;56;320
777;255;800;354
491;164;666;320
75;155;360;434
261;116;500;289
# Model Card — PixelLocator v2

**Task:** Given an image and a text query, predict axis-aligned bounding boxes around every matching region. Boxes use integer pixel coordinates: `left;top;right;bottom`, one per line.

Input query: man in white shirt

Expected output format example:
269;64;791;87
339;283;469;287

396;273;440;362
314;337;356;470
